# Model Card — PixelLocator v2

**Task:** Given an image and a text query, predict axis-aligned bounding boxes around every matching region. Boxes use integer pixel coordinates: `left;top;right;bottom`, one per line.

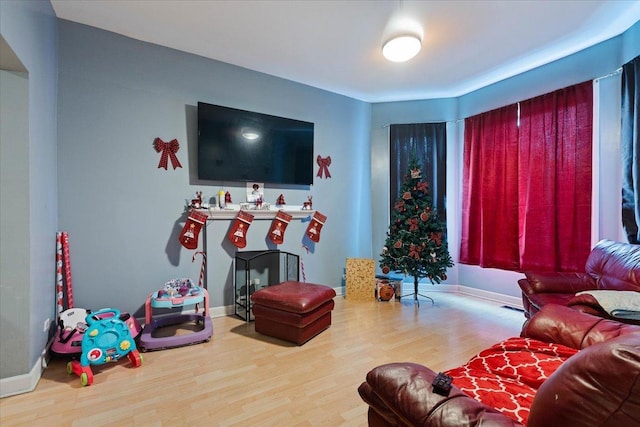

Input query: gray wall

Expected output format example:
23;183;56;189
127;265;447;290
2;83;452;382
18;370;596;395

0;70;29;377
57;20;372;318
0;0;58;380
622;17;640;60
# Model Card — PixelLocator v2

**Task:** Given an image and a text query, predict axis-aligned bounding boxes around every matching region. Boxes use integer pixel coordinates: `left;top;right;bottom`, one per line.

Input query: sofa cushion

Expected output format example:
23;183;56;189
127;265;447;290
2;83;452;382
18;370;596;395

521;272;590;294
522;304;640;349
524;292;576;313
250;281;336;314
445;337;577;425
527;333;640;427
573;290;640;320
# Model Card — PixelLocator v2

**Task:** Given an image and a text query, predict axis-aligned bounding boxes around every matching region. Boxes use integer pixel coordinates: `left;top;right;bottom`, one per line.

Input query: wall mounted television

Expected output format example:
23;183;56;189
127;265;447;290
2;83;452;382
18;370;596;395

197;102;314;185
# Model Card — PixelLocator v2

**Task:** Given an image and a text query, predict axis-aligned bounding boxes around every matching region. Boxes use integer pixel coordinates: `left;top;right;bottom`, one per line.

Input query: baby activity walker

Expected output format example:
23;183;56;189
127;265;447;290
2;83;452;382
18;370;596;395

67;308;143;386
138;251;213;351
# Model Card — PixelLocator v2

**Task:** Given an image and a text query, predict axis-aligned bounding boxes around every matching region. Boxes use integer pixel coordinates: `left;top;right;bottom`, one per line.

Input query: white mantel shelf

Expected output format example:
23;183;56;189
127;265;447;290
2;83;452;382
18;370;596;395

191;205;314;220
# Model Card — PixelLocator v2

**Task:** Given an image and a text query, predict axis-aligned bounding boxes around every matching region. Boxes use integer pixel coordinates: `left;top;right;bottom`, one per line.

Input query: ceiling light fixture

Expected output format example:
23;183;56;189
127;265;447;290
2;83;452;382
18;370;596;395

382;34;421;62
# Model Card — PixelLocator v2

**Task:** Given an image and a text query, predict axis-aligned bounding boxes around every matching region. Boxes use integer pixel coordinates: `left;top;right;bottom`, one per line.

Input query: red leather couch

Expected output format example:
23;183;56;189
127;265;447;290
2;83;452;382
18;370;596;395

358;305;640;427
518;239;640;322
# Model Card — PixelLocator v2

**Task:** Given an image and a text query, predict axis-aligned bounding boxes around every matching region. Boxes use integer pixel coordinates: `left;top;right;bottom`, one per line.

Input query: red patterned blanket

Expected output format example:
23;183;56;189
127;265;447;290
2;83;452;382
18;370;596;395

445;337;578;425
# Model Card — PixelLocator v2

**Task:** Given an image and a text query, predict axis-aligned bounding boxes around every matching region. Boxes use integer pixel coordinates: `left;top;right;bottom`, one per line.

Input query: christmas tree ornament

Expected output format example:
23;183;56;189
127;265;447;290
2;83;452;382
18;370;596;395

305;211;327;243
154;137;182;170
179;210;208;250
228;211;254;248
379;155;453;305
268;210;293;245
377;284;395;301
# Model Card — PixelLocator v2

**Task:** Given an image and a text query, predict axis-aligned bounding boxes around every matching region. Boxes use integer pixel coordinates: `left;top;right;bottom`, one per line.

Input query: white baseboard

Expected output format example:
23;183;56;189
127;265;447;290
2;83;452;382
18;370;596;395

209;304;235;318
396;283;523;310
455;285;523;309
0;351;46;398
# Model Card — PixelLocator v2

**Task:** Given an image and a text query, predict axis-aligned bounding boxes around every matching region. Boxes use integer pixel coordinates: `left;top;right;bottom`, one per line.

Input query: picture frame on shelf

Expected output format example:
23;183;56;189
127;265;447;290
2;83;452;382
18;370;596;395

246;182;264;203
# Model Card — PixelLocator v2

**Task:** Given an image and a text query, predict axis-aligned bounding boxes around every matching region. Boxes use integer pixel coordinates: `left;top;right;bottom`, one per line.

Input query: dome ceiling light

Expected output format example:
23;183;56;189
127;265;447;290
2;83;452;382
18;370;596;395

382;34;422;62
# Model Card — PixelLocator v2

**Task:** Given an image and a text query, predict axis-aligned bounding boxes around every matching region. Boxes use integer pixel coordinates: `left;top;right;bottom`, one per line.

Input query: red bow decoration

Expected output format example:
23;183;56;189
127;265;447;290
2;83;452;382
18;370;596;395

316;155;332;179
154;138;182;170
408;244;421;259
430;232;443;246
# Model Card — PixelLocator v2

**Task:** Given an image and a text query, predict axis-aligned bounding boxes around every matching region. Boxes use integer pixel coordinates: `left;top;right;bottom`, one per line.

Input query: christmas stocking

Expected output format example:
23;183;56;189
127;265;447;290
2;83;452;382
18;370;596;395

228;211;254;248
305;211;327;243
179;210;208;250
268;210;293;245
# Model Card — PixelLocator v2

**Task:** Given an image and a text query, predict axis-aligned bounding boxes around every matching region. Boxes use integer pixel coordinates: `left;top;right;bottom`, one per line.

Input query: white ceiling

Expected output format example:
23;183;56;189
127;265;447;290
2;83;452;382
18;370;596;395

51;0;640;103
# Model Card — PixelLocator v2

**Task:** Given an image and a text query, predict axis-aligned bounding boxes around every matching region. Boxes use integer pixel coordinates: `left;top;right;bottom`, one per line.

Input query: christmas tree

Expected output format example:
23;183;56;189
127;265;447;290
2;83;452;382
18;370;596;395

380;155;453;303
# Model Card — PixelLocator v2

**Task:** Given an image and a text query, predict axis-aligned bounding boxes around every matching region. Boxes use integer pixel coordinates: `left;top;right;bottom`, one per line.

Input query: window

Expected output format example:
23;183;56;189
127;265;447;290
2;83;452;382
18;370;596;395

389;123;447;223
460;81;593;271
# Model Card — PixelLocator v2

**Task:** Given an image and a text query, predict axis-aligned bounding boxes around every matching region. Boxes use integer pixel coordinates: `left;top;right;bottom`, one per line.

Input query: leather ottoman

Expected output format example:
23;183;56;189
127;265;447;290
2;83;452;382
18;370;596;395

250;281;336;345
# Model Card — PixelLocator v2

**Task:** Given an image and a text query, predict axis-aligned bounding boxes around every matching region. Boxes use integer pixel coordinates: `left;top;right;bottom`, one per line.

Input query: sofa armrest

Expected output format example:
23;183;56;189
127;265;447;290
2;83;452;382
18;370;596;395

521;304;640;349
358;363;521;427
518;272;592;295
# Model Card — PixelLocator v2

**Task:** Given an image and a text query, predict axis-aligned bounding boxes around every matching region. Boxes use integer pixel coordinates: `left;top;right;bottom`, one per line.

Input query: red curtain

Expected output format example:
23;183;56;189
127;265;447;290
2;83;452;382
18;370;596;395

518;81;593;271
460;81;593;272
460;104;520;269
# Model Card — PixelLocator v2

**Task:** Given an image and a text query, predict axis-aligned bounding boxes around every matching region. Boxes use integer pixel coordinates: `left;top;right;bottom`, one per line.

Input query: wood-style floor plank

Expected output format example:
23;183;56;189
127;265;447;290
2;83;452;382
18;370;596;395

0;292;525;426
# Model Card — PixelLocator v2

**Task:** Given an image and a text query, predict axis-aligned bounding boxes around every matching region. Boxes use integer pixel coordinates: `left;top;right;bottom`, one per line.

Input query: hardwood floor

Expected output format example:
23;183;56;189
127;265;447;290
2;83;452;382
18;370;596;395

0;292;525;426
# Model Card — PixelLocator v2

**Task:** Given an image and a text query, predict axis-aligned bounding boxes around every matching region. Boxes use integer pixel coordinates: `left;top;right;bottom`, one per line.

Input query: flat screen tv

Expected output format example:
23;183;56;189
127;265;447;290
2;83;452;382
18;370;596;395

197;102;314;185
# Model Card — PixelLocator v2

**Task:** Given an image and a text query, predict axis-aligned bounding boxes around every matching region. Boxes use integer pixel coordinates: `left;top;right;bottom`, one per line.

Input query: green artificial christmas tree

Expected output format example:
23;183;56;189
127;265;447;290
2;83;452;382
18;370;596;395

380;155;453;304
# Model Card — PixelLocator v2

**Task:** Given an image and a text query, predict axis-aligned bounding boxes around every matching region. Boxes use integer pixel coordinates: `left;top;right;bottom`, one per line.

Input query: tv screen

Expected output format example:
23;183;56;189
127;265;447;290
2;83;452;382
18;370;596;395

197;102;314;185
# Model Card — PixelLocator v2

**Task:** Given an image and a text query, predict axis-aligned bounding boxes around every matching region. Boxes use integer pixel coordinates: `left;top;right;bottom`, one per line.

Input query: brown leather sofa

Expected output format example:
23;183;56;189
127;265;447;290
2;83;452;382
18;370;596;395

518;239;640;321
358;304;640;427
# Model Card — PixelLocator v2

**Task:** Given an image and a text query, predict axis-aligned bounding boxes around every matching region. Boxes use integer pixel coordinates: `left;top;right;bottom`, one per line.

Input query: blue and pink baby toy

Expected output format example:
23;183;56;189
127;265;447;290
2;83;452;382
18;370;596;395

67;308;143;386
